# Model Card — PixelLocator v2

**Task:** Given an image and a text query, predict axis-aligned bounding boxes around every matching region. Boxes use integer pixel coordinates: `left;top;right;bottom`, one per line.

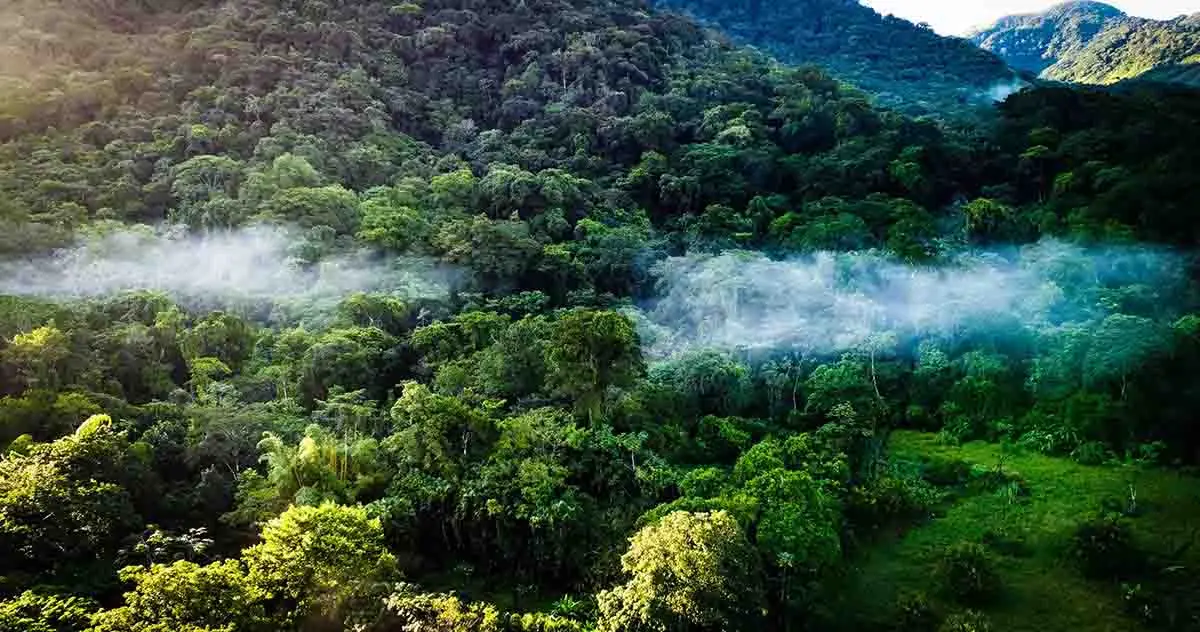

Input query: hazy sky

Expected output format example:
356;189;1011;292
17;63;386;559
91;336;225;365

862;0;1200;35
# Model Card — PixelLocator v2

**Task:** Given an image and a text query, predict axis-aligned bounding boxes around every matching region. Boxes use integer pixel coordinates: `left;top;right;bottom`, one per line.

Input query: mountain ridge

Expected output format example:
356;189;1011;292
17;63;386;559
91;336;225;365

648;0;1017;117
971;1;1200;86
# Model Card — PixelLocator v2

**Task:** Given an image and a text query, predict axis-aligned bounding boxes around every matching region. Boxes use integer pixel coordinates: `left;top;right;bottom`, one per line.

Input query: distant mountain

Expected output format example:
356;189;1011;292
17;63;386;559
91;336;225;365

649;0;1018;117
967;1;1124;74
971;1;1200;86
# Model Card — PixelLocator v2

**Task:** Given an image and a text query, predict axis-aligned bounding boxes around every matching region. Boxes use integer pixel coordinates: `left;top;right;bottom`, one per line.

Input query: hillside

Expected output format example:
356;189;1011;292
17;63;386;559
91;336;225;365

967;0;1125;74
972;1;1200;86
647;0;1018;117
1046;14;1200;85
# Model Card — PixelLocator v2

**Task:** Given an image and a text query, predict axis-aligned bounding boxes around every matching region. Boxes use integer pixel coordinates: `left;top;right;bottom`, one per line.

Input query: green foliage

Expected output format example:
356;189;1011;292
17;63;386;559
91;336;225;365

545;310;644;419
892;592;938;632
936;543;1002;605
937;610;992;632
90;560;263;632
243;503;397;625
92;503;395;631
597;511;763;632
2;0;1200;629
651;0;1012;118
0;414;143;574
0;591;94;632
383;584;587;632
263;185;362;235
1069;512;1140;579
846;472;942;533
383;585;504;631
1044;15;1200;86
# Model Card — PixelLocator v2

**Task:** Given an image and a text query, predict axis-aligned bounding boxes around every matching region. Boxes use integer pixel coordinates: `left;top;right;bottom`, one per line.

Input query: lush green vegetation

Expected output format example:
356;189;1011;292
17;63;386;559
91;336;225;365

837;432;1200;632
1;0;1199;631
972;1;1200;87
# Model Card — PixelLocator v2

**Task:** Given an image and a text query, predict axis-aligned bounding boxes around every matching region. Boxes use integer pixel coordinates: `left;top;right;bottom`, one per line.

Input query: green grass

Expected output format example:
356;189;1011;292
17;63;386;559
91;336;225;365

836;431;1200;631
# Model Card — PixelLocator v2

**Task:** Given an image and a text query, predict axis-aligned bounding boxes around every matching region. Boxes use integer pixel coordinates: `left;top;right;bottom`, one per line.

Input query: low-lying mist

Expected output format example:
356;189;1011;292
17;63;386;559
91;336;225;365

635;240;1192;360
0;224;453;317
985;77;1029;102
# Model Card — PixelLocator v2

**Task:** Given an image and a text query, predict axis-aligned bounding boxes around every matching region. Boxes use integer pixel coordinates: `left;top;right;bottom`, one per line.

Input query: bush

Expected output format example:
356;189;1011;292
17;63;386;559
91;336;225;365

1069;513;1141;579
936;543;1001;605
846;474;942;531
920;456;973;487
1071;441;1112;466
982;528;1030;558
893;592;938;632
938;610;992;632
1122;568;1200;630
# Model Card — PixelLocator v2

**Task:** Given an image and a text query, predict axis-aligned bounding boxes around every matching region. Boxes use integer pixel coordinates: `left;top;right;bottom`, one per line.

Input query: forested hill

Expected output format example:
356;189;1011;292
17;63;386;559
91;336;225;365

0;0;970;257
971;1;1200;86
4;0;1200;631
646;0;1018;117
967;0;1125;75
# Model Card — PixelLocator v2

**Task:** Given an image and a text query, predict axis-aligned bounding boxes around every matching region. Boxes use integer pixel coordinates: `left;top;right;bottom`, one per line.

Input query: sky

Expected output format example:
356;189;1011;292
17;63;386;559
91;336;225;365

861;0;1200;36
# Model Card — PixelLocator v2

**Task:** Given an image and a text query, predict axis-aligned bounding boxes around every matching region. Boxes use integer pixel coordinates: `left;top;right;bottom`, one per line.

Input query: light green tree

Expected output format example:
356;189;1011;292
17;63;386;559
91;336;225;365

597;510;763;632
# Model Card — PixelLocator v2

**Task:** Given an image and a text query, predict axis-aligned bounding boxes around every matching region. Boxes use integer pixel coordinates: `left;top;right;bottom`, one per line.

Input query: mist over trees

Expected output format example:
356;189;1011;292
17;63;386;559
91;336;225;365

1;0;1200;631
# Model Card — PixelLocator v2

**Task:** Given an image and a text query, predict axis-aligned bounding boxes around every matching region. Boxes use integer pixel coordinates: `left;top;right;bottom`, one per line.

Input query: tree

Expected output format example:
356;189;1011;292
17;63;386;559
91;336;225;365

170;155;245;230
243;503;396;627
962;198;1016;242
4;325;71;391
93;503;395;631
298;327;396;402
571;212;661;296
242;419;382;517
356;186;430;252
0;591;94;632
89;560;263;632
648;350;752;419
179;312;255;372
0;415;141;573
597;510;763;632
385;382;494;480
433;215;541;290
239;154;323;208
263;185;362;235
545;310;645;421
473;315;550;399
1085;314;1169;401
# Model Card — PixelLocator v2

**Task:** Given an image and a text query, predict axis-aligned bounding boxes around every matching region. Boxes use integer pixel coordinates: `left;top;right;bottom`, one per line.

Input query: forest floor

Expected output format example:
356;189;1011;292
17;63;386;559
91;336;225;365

836;431;1200;631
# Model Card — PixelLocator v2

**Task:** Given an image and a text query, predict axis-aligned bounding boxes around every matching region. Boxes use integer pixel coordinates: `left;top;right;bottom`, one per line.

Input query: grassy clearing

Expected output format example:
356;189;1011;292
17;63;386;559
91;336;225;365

835;431;1200;631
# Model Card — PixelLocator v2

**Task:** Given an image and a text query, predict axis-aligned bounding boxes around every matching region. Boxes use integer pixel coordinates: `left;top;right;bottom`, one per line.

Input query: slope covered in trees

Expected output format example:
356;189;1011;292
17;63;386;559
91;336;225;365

971;1;1200;86
2;0;1200;630
968;0;1125;74
647;0;1018;117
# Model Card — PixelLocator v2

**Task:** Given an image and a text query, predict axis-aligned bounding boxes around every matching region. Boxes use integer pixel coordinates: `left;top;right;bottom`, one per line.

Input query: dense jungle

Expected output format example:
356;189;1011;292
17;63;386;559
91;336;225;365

2;0;1200;631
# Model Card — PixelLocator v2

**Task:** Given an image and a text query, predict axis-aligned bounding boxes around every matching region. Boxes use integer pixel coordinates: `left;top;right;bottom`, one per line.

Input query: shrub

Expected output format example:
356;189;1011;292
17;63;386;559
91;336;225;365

1069;513;1141;579
1122;568;1200;629
893;591;938;632
1071;441;1112;466
846;474;942;531
982;528;1030;558
938;609;992;632
936;543;1001;605
920;456;973;487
